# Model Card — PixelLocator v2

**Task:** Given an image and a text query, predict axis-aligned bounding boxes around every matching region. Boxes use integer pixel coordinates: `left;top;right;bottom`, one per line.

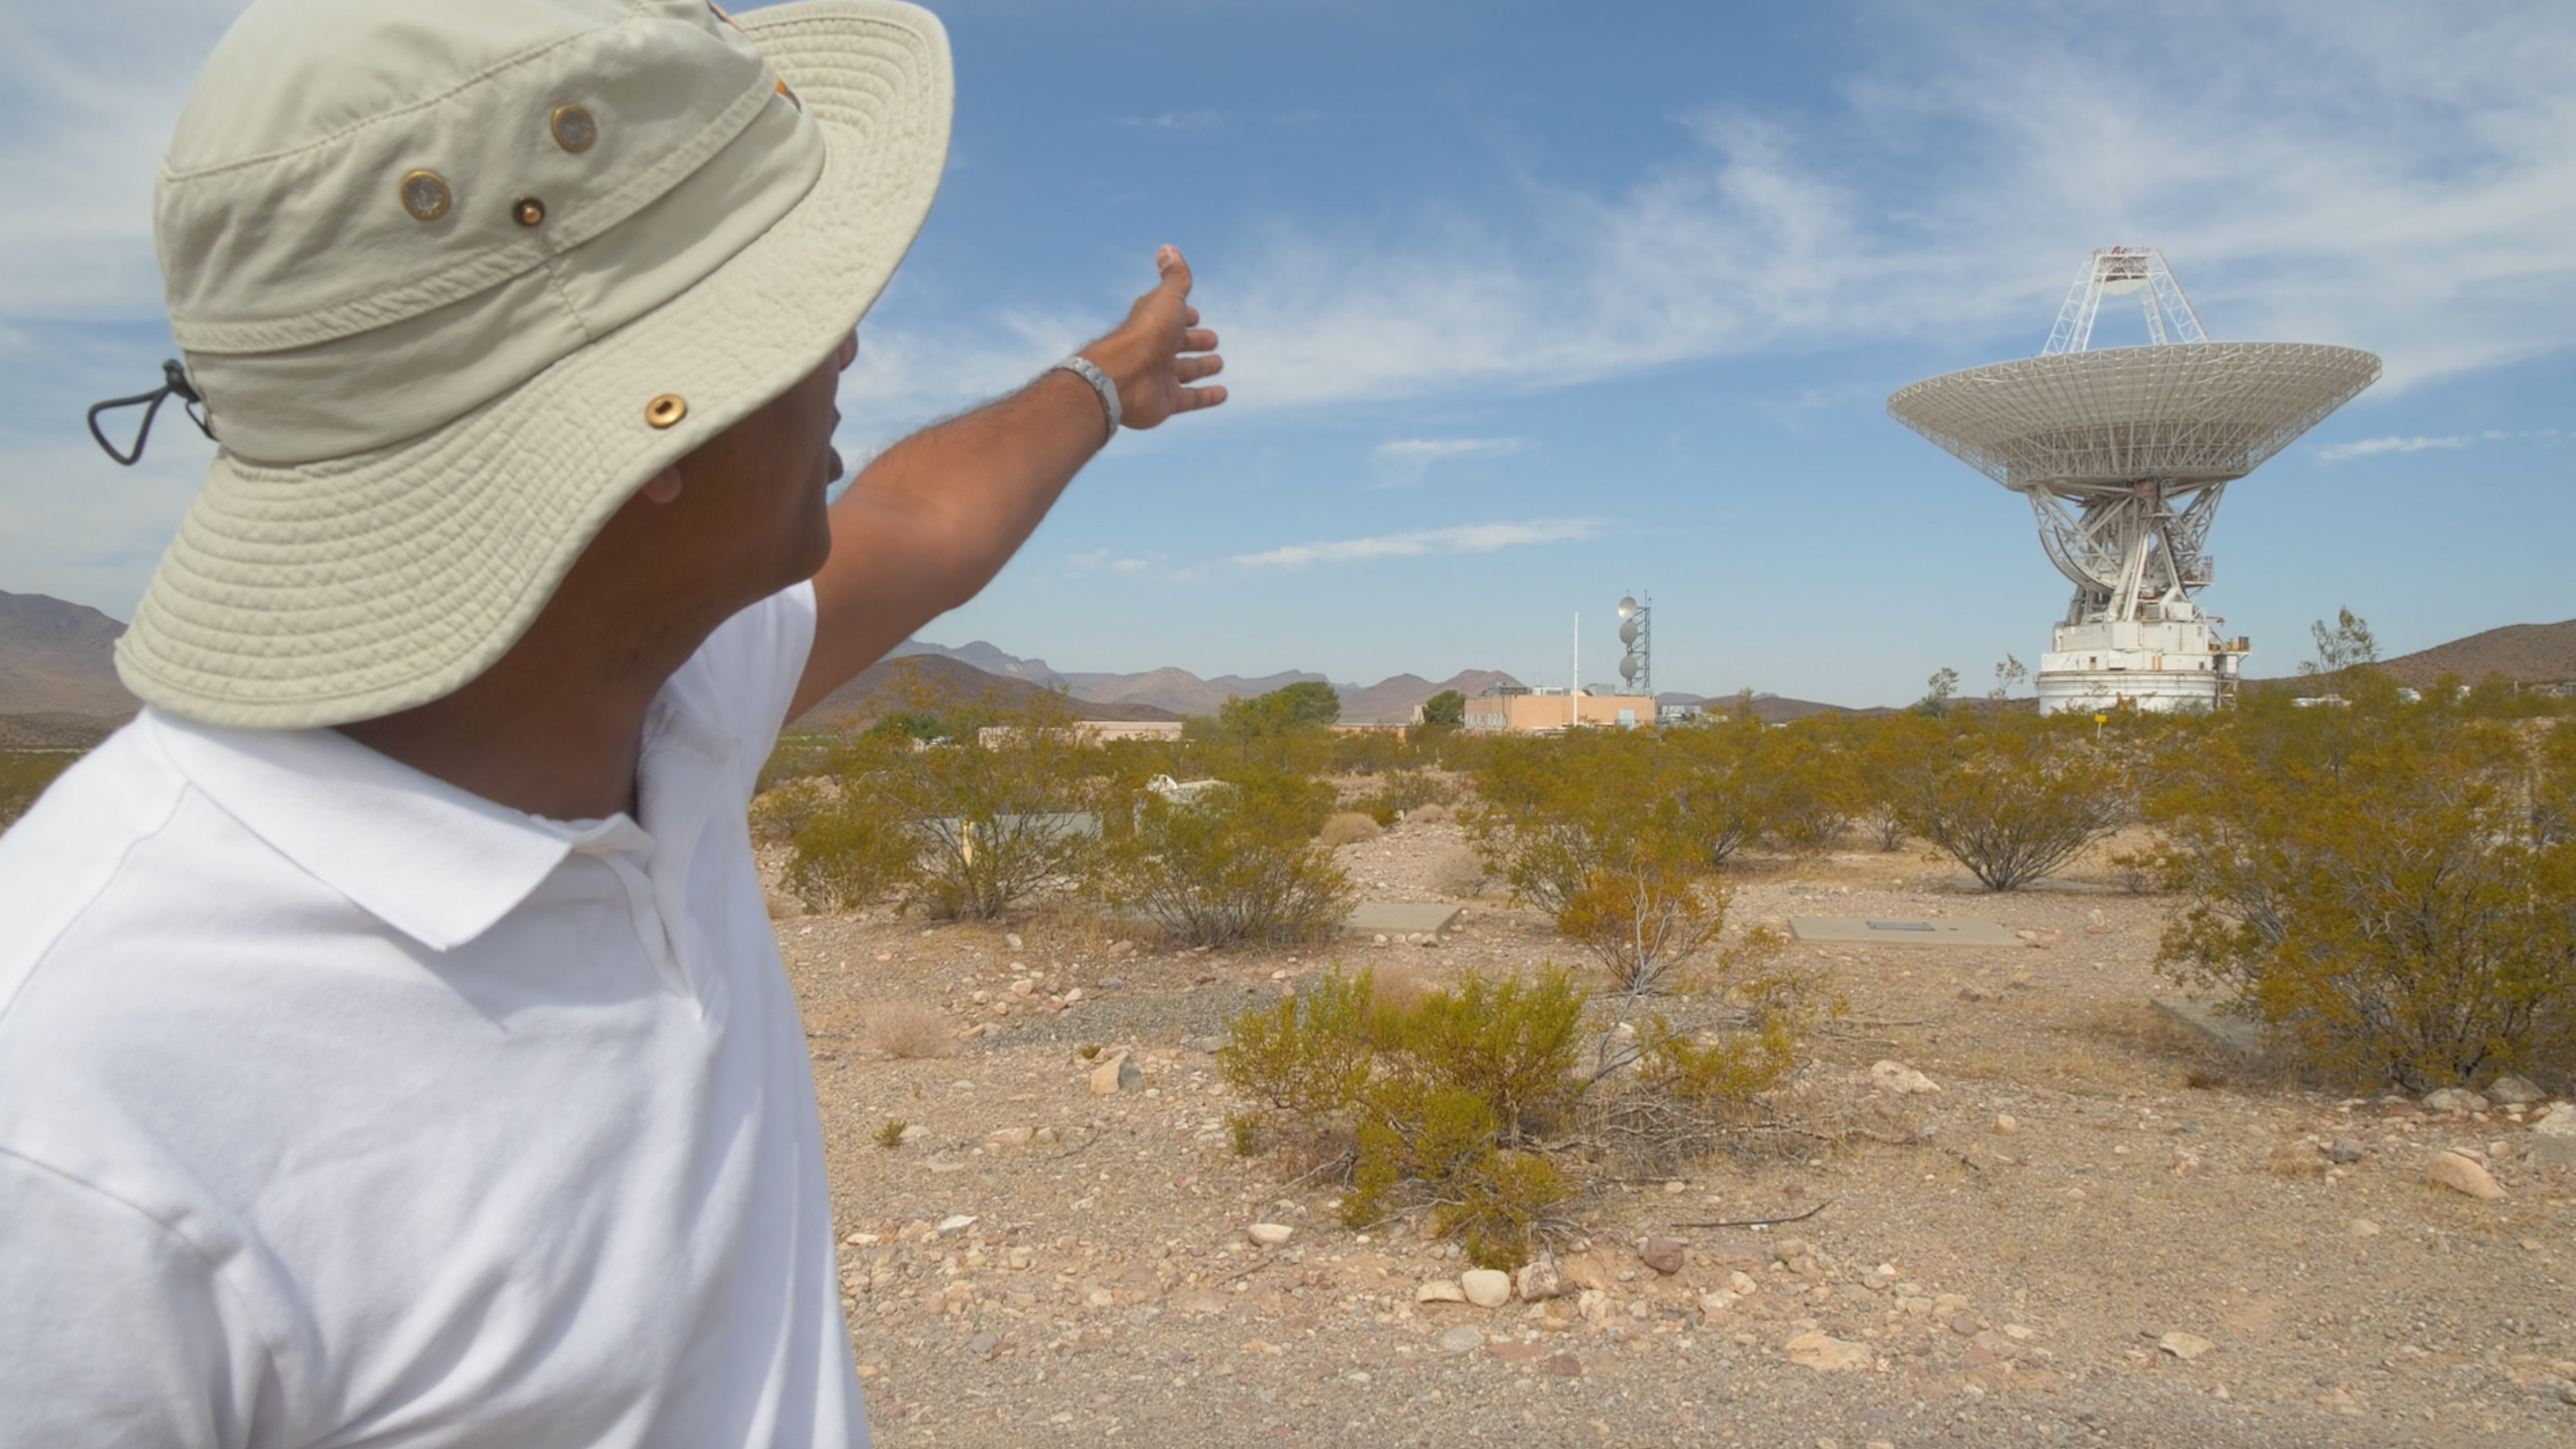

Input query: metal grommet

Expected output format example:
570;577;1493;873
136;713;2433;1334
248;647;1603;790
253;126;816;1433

398;169;451;221
512;196;546;227
774;77;801;110
644;394;688;429
551;103;598;153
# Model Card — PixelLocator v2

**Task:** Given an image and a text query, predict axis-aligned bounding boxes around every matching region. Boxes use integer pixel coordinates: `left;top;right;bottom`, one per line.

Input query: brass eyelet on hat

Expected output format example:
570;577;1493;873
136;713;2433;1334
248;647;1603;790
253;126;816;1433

512;196;546;227
645;394;688;429
775;77;801;110
551;103;598;153
398;169;451;221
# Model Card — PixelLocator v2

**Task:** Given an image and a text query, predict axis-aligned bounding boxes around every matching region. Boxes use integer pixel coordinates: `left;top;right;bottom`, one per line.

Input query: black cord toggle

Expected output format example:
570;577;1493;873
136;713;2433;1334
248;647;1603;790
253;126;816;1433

87;358;214;467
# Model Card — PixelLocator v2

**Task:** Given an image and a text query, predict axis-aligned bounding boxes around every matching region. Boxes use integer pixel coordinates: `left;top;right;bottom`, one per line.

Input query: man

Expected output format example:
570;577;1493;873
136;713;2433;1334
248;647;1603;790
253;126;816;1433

0;1;1221;1443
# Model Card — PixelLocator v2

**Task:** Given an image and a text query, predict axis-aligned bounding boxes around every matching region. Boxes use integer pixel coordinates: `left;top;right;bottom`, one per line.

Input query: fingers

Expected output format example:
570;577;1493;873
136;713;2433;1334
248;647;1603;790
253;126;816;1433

1175;353;1225;384
1173;382;1228;413
1182;327;1218;352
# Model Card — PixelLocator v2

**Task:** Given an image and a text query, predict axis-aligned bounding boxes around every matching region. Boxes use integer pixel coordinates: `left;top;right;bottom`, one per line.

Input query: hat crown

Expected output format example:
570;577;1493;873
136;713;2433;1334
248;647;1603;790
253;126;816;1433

153;0;822;464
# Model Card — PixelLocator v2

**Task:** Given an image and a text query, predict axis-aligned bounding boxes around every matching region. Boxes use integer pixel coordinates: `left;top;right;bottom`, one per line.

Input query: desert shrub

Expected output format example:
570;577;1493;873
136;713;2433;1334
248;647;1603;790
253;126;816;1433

1468;729;1705;913
1189;685;1340;775
864;1001;953;1059
1428;845;1494;897
1554;849;1726;997
1223;966;1587;1265
756;732;842;792
1752;723;1864;854
1420;689;1466;728
1353;768;1457;826
0;751;78;830
781;691;1106;919
1221;959;1807;1267
1318;811;1382;848
781;778;922;911
1893;717;2129;889
1093;771;1352;945
2150;692;2576;1091
1409;802;1454;825
872;1118;908;1148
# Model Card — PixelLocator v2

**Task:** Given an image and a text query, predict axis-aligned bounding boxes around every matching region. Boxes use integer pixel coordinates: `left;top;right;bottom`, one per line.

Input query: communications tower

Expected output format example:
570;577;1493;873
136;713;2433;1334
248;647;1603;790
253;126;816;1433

1888;248;2379;713
1617;594;1650;698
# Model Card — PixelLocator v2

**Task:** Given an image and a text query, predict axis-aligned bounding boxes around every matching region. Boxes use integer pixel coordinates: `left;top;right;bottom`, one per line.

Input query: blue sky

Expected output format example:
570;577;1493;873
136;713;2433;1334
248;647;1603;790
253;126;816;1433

4;0;2570;706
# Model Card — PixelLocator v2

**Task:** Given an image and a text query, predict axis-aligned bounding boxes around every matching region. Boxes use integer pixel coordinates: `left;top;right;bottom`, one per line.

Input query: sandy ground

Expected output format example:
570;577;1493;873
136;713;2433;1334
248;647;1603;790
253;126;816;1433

767;821;2576;1448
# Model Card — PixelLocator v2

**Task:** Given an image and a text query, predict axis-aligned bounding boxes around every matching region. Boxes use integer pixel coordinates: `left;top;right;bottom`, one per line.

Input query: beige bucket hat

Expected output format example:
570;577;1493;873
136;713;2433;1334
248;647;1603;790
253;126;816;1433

113;0;951;729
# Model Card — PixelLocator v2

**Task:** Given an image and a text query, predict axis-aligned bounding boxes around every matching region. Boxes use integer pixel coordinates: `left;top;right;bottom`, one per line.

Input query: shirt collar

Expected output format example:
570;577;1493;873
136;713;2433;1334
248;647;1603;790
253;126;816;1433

148;709;584;951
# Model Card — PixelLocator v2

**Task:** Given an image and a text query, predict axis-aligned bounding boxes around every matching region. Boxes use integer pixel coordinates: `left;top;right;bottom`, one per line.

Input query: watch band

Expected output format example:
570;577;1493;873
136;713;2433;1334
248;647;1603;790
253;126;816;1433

1052;355;1121;443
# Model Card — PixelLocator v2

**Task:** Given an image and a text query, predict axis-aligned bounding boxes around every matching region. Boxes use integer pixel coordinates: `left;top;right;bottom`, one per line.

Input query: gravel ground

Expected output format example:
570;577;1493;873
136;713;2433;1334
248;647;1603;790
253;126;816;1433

765;822;2576;1448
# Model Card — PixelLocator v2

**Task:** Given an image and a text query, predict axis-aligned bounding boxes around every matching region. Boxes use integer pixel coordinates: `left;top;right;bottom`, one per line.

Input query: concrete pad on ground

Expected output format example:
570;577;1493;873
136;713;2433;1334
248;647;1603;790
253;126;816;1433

1343;902;1462;936
1788;916;2020;948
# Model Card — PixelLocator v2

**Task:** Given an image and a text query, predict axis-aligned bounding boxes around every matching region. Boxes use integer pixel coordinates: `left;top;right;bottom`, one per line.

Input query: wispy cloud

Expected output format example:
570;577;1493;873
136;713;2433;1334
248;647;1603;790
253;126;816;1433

2314;428;2562;462
1367;436;1534;486
1231;517;1603;569
1068;547;1160;575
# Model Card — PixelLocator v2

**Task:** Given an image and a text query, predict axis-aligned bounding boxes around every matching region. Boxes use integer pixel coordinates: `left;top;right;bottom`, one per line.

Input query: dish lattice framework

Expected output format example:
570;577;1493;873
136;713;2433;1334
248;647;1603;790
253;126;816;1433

1886;248;2380;629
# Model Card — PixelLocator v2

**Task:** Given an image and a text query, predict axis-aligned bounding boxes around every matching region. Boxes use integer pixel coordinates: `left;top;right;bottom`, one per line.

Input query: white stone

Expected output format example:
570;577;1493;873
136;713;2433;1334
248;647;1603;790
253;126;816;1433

1784;1331;1871;1371
2426;1150;2505;1199
934;1214;978;1236
1247;1222;1295;1247
2423;1086;2487;1115
1416;1279;1466;1303
2487;1073;2546;1105
1869;1060;1943;1096
2157;1331;2214;1363
1436;1325;1484;1354
1460;1269;1512;1307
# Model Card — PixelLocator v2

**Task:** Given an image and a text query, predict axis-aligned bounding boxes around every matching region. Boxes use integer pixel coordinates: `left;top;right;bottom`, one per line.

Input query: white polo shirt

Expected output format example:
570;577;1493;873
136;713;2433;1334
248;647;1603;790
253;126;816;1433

0;585;865;1448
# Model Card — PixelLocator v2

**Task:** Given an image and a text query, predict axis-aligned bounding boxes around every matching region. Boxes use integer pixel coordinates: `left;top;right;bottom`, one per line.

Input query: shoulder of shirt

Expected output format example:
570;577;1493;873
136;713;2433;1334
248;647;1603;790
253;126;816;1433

0;717;193;1023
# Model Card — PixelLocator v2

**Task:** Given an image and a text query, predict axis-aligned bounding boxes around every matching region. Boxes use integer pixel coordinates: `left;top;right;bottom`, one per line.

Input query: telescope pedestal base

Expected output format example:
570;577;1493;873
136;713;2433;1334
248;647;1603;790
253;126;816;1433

2034;618;2246;715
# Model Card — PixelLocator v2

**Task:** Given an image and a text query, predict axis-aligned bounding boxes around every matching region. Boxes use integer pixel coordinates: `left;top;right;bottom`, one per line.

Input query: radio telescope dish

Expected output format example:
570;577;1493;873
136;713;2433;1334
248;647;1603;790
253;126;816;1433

1617;596;1638;620
1887;248;2380;714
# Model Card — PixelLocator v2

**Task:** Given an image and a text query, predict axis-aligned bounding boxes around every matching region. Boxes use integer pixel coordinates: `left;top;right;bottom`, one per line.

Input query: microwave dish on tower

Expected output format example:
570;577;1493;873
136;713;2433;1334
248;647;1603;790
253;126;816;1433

1887;248;2380;713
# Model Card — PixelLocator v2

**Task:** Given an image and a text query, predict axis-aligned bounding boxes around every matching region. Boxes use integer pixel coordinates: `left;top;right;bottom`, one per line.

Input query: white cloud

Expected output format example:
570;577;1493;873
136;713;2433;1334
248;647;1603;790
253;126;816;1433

2314;428;2561;462
1230;517;1602;569
1196;1;2576;406
1367;436;1534;486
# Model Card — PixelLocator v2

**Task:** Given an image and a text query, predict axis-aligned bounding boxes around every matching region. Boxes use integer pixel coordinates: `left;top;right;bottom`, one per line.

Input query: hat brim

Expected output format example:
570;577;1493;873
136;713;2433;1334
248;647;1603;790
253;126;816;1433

116;0;953;730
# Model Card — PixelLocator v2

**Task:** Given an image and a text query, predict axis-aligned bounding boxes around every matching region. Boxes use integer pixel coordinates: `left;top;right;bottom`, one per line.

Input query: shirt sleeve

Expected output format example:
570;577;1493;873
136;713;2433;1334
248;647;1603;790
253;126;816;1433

689;582;821;796
0;1152;275;1449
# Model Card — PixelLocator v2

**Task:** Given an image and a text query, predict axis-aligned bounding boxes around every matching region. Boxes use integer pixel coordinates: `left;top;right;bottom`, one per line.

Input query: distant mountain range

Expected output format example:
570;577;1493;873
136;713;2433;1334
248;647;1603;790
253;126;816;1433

12;588;2568;739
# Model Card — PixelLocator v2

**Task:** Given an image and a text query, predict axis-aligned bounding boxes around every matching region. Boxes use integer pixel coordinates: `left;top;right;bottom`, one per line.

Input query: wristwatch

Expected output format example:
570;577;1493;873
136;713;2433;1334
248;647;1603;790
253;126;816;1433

1052;355;1122;443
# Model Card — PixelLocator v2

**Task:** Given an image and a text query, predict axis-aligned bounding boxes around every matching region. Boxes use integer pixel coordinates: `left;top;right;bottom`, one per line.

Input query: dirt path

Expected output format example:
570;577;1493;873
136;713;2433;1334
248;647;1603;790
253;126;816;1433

772;824;2576;1448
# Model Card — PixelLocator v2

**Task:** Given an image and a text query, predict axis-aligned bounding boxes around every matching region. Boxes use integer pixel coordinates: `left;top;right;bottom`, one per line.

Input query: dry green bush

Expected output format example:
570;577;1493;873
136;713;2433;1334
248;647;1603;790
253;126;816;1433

1891;717;2130;889
1428;845;1494;897
0;751;77;831
778;690;1106;918
1317;812;1382;848
1750;723;1864;854
1092;771;1352;945
1555;851;1729;997
1409;802;1455;825
1222;958;1811;1268
2150;685;2576;1091
1353;768;1457;826
863;1001;953;1059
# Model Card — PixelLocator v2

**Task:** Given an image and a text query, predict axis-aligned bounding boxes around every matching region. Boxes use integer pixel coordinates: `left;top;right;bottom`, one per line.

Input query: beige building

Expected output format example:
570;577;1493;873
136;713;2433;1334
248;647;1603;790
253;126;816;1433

1460;690;1659;732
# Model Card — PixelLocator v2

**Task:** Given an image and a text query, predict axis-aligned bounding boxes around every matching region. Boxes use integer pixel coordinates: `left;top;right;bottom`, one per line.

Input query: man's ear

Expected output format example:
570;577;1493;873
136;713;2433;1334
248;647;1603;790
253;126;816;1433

638;467;683;504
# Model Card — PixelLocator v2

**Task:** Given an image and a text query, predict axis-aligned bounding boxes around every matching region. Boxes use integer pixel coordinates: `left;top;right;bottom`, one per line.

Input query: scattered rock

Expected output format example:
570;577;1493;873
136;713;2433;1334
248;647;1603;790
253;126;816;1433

1416;1280;1467;1304
2158;1331;2215;1363
1698;1289;1740;1315
1485;1339;1545;1363
1172;1289;1229;1317
2529;1104;2576;1168
2265;1143;2327;1176
2486;1074;2546;1105
983;1126;1034;1150
1460;1269;1513;1307
1435;1325;1484;1354
2327;1137;2364;1163
764;891;803;920
1869;1060;1942;1096
1247;1222;1295;1247
897;1124;930;1145
1004;933;1023;950
1992;1113;2020;1134
2348;1218;2380;1238
1639;1236;1687;1275
2426;1150;2505;1199
967;1331;1001;1358
934;1214;978;1235
1537;1351;1584;1377
1089;1053;1143;1096
1182;1034;1228;1054
1515;1262;1568;1301
1784;1331;1871;1372
2423;1086;2487;1115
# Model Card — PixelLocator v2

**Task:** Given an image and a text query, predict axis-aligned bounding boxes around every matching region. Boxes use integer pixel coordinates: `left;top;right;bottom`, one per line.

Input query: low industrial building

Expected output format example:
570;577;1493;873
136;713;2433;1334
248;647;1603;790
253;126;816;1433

1460;687;1659;732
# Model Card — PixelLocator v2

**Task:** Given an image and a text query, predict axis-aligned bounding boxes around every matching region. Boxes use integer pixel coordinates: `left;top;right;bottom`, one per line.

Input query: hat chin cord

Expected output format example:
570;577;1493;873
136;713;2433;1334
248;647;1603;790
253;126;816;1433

88;359;214;466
